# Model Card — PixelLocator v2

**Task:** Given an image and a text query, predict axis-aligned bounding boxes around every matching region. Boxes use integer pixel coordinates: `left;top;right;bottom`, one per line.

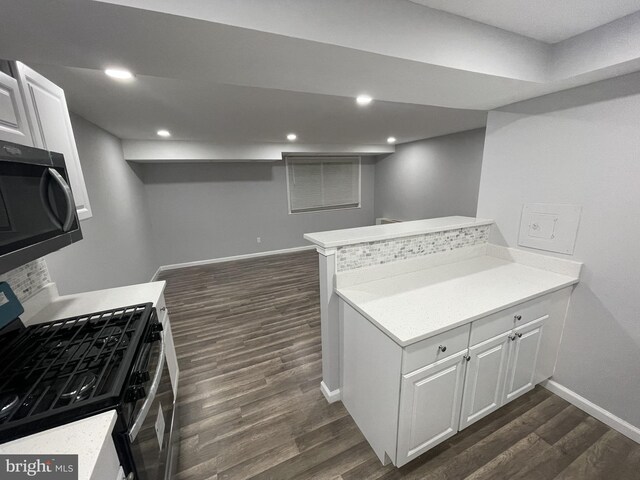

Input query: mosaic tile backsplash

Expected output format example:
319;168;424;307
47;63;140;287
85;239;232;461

337;225;490;272
0;259;51;304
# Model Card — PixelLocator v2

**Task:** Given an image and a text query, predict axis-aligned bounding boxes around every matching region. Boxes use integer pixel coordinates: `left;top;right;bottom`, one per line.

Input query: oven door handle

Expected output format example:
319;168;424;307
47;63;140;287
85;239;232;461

128;338;165;442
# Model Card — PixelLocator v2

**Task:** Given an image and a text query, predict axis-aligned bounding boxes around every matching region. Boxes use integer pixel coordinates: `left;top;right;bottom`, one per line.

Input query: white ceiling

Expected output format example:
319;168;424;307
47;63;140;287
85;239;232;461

1;0;640;146
32;64;487;144
410;0;640;43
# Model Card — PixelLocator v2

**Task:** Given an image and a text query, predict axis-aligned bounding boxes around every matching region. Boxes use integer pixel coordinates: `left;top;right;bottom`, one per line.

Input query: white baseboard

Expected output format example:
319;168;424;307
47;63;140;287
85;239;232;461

151;245;316;280
150;266;163;282
320;381;341;404
542;379;640;444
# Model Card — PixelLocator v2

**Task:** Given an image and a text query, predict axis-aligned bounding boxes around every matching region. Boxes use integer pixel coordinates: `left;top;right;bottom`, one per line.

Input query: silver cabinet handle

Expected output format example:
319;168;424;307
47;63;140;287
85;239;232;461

514;315;522;321
438;345;447;353
125;473;135;480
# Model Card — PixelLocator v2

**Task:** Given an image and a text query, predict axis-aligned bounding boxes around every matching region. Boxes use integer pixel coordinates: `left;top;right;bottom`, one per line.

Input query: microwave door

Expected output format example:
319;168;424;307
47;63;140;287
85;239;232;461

0;161;73;256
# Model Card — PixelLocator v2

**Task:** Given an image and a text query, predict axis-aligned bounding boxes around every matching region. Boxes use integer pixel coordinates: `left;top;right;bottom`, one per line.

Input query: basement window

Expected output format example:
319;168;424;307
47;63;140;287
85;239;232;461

286;156;361;213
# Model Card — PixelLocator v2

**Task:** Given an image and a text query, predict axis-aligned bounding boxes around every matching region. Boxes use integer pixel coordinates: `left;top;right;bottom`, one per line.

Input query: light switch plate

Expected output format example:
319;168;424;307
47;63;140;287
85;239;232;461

518;203;581;255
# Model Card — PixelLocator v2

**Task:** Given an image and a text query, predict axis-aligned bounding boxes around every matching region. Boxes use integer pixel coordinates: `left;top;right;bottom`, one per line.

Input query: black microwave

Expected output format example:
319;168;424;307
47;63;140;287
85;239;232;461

0;140;82;273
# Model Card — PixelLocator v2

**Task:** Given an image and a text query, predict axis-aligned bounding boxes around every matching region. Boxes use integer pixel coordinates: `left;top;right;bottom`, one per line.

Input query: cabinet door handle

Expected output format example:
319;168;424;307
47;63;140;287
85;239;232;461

509;334;517;341
463;355;471;362
438;345;447;353
516;332;523;338
514;315;522;321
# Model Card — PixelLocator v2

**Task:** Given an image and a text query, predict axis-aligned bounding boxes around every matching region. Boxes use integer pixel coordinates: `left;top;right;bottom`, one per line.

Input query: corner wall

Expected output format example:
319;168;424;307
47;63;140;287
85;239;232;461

374;128;485;221
44;114;156;294
476;71;640;429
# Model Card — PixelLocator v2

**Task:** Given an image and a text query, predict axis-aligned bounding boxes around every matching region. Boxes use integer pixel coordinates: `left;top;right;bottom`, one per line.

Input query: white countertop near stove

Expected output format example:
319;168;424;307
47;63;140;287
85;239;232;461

0;410;118;480
25;281;166;325
336;253;580;347
304;216;493;249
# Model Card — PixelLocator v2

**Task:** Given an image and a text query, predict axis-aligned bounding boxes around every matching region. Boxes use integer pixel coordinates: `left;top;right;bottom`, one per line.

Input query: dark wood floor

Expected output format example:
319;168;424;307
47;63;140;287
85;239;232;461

159;251;639;480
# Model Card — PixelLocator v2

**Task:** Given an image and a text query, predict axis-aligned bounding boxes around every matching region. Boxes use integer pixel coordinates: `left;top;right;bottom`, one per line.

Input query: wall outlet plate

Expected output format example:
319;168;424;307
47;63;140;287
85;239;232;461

518;203;581;255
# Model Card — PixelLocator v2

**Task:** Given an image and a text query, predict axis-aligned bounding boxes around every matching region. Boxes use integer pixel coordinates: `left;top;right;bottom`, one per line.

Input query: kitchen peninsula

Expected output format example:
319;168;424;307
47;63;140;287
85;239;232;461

304;217;582;466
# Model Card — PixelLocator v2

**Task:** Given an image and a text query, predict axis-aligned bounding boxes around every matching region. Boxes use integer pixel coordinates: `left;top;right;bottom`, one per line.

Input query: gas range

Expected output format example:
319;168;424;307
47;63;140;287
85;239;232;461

0;303;155;442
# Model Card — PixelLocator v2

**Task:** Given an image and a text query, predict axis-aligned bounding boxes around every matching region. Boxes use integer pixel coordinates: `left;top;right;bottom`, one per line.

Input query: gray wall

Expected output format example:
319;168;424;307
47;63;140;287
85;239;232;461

477;71;640;429
141;158;375;266
45;114;156;294
374;128;485;221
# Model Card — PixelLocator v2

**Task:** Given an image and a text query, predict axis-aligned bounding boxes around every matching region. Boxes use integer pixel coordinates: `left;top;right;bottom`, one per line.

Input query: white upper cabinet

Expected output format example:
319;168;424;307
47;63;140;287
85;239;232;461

14;62;92;220
0;70;33;146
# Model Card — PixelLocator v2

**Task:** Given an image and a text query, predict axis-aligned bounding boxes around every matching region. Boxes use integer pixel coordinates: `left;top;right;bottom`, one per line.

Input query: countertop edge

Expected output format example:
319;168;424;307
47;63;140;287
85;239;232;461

304;217;494;249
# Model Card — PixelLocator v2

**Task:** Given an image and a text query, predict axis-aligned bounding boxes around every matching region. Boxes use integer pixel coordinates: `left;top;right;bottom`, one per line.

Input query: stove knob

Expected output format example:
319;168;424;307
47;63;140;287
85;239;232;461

132;370;150;384
148;331;162;342
151;322;164;333
125;386;146;402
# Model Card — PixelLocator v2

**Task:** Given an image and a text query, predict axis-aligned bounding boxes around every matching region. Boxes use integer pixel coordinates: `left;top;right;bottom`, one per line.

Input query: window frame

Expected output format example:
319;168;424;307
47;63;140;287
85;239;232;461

285;155;362;214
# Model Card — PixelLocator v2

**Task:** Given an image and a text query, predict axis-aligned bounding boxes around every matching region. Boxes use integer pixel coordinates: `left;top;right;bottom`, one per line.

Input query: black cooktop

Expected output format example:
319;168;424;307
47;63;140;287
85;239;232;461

0;303;153;442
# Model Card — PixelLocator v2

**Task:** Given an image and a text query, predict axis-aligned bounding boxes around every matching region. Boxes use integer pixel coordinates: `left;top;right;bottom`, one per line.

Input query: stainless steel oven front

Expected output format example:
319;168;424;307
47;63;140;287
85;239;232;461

124;327;178;480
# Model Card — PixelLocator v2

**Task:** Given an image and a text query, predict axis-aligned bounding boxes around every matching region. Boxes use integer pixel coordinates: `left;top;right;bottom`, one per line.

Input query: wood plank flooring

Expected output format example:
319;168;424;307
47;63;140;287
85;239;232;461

159;251;639;480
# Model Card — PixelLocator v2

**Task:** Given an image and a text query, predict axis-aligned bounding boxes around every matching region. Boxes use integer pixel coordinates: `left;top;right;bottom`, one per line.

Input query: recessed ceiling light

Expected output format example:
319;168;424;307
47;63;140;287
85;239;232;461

387;136;397;144
287;133;297;141
356;94;373;106
157;129;171;137
104;68;134;80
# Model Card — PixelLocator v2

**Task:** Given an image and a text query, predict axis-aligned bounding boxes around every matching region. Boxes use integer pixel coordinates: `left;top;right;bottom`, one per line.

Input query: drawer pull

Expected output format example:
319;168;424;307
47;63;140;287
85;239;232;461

438;345;447;353
514;314;522;321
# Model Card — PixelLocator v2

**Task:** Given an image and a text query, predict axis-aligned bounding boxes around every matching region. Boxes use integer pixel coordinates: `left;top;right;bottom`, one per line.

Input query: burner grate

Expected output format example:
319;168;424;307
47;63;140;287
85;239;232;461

0;303;153;439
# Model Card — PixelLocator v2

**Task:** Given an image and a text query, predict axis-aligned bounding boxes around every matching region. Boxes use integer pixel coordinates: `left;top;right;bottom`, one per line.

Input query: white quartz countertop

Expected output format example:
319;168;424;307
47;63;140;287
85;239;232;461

26;281;166;325
0;410;118;480
336;255;579;346
304;216;493;249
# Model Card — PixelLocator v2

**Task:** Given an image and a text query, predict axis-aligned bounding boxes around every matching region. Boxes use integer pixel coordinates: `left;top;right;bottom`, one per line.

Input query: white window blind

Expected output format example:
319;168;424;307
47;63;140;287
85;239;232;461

286;156;361;213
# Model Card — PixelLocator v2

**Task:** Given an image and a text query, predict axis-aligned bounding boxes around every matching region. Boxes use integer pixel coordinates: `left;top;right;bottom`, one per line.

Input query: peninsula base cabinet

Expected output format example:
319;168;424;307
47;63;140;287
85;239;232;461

340;287;572;467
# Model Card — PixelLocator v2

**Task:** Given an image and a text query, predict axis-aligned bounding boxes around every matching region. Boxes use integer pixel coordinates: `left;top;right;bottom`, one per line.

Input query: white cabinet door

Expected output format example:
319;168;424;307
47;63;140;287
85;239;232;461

14;62;92;220
0;70;32;146
397;351;467;466
503;317;544;403
459;332;511;429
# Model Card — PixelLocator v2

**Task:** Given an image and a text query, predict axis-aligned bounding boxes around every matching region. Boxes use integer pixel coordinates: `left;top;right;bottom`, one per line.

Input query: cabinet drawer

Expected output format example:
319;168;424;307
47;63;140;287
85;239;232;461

470;295;550;346
403;324;470;374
